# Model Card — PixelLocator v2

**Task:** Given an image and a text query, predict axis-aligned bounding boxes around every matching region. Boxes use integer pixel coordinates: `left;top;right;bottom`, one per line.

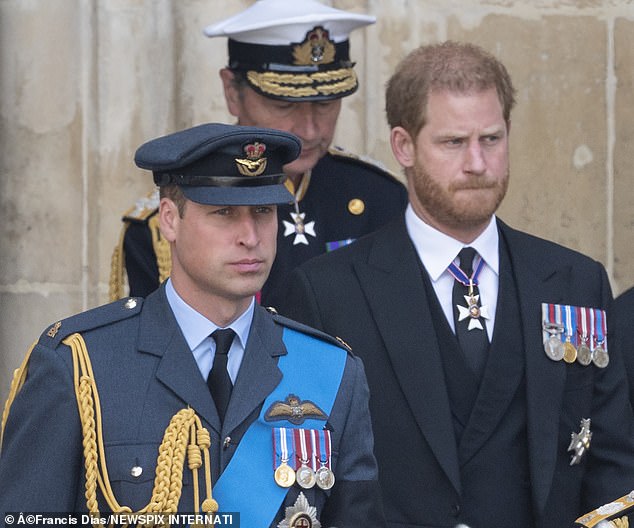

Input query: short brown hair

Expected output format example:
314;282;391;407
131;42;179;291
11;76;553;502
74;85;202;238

385;41;516;138
159;184;187;217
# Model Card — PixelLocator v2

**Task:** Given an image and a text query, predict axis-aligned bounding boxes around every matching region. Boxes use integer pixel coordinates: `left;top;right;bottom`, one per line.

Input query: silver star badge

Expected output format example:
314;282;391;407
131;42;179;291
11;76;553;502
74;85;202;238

457;294;490;331
283;212;316;246
277;492;321;528
568;418;592;466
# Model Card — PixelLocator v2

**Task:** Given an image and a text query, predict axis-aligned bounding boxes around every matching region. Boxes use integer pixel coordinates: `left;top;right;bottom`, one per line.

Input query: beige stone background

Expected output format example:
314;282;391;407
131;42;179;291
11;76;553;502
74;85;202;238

1;0;633;405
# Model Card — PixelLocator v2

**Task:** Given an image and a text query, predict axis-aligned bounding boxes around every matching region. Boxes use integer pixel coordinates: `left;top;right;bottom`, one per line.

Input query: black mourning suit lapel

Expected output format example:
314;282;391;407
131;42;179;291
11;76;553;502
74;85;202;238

498;221;570;515
352;217;462;495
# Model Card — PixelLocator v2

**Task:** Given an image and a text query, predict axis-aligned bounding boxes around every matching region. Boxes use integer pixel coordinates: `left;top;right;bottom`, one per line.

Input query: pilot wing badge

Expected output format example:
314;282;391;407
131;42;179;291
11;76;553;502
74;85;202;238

265;394;327;425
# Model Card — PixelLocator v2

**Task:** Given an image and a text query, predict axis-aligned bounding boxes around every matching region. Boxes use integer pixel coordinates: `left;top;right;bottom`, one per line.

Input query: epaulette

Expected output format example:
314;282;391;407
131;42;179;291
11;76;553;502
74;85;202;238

265;307;353;355
121;188;160;223
109;188;169;301
327;145;404;184
39;297;144;349
576;491;634;527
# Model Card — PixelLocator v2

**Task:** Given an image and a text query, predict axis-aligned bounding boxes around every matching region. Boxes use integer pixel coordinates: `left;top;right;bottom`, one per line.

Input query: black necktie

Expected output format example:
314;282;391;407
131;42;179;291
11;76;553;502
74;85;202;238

207;328;235;423
452;247;489;379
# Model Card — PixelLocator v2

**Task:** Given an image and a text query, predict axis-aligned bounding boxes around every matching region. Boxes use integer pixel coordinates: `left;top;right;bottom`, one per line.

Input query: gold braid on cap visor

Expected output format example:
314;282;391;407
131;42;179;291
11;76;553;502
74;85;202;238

247;68;357;98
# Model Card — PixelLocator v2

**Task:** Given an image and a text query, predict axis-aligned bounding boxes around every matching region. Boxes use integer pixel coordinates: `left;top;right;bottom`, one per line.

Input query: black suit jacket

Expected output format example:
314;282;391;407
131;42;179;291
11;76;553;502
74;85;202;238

278;215;634;528
613;286;634;407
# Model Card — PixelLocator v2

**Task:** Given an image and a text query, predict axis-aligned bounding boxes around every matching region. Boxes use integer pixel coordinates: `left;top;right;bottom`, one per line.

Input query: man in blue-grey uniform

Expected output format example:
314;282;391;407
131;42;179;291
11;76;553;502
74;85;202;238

0;123;385;528
109;0;407;308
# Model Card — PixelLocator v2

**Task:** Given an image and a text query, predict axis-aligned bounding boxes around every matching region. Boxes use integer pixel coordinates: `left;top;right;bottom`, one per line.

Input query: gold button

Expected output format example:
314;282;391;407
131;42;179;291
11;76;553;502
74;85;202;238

130;466;143;478
124;298;137;309
348;198;365;215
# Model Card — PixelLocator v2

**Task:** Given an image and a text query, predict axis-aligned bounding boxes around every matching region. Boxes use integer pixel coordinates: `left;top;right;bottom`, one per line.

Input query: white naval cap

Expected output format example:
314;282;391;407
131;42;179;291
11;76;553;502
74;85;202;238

203;0;375;44
203;0;376;101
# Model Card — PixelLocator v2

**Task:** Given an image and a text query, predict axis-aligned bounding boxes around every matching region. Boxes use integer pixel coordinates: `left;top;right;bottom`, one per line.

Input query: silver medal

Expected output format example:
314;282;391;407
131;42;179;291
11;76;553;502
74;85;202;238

296;464;316;489
315;466;335;490
544;334;565;361
592;346;609;369
576;343;592;366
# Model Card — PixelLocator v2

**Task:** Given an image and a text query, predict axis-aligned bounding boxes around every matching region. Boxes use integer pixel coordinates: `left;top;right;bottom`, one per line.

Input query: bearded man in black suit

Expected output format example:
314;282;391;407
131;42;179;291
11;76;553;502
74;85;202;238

278;41;634;528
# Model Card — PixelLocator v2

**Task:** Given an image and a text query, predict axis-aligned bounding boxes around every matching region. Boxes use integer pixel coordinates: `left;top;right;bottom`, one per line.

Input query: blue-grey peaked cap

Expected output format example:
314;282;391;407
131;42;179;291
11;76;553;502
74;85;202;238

134;123;300;205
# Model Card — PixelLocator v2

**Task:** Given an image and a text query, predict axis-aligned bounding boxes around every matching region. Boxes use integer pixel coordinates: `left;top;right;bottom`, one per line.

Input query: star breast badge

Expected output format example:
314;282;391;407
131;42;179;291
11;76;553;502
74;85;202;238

277;492;321;528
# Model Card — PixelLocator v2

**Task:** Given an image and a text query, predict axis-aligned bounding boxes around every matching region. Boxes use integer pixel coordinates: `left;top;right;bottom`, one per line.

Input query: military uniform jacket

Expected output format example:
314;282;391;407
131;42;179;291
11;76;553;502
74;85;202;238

116;148;407;307
277;215;634;528
0;285;385;528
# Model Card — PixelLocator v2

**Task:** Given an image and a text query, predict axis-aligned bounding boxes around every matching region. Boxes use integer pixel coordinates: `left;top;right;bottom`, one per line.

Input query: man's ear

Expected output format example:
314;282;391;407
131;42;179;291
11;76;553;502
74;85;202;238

219;68;241;118
158;197;179;243
390;126;416;168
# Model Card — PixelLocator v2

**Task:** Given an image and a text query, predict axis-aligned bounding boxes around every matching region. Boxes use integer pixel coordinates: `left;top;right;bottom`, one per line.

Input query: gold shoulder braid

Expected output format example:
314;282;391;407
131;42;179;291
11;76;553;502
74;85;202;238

64;332;217;519
108;214;171;302
1;340;37;449
108;224;128;302
148;214;172;286
1;335;218;520
109;189;166;301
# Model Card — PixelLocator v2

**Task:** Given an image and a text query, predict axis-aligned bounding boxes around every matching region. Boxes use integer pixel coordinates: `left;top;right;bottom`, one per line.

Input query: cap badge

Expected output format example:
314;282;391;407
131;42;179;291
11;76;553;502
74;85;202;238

264;394;327;425
292;26;336;66
235;141;267;176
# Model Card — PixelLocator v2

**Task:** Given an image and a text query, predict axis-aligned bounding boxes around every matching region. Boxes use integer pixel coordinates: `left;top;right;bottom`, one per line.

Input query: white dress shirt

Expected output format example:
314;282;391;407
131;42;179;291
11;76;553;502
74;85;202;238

165;278;253;384
404;204;500;339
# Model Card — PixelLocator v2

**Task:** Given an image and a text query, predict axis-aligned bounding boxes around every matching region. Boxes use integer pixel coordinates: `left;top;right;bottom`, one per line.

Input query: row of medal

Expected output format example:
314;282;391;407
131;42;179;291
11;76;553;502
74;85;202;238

272;427;335;491
541;303;609;368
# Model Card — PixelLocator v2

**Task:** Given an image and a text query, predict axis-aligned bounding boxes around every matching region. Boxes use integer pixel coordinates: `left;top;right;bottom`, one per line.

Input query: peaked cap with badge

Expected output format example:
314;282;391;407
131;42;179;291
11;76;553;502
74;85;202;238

135;122;300;205
203;0;375;101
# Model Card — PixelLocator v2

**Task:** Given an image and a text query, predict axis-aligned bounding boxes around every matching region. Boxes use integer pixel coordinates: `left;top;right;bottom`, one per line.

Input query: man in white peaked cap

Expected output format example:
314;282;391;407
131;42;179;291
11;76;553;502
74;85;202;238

110;0;407;308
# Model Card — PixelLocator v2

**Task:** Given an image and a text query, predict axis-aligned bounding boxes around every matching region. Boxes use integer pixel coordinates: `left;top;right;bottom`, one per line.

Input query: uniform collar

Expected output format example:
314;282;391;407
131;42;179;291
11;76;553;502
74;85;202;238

164;278;254;352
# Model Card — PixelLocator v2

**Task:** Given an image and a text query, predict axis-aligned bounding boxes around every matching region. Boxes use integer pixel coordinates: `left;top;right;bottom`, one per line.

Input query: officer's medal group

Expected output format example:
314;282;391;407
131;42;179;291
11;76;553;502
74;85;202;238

542;303;610;467
273;427;335;491
542;303;609;368
264;394;335;528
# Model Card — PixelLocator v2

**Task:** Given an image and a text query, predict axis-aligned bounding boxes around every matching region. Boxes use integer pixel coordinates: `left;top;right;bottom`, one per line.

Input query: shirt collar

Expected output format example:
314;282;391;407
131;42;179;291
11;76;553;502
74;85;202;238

165;278;254;351
405;203;500;281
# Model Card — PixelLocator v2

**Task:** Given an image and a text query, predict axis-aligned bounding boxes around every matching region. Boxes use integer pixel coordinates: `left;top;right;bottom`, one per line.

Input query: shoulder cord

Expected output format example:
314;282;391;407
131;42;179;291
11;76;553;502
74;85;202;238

1;334;218;520
108;223;128;302
0;340;37;450
108;214;170;303
148;215;171;286
63;332;218;518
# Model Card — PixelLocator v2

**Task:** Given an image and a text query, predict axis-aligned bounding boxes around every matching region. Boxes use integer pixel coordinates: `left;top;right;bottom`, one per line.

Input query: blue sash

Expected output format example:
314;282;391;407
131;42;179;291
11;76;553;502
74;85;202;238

212;327;347;527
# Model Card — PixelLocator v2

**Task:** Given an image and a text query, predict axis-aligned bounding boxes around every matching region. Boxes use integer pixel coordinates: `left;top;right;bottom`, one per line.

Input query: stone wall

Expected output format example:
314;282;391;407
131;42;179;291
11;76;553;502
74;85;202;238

1;0;633;404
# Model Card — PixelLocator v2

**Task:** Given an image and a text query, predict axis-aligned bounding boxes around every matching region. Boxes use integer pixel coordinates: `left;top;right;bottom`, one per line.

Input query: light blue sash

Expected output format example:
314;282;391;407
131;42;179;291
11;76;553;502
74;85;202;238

212;327;347;527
